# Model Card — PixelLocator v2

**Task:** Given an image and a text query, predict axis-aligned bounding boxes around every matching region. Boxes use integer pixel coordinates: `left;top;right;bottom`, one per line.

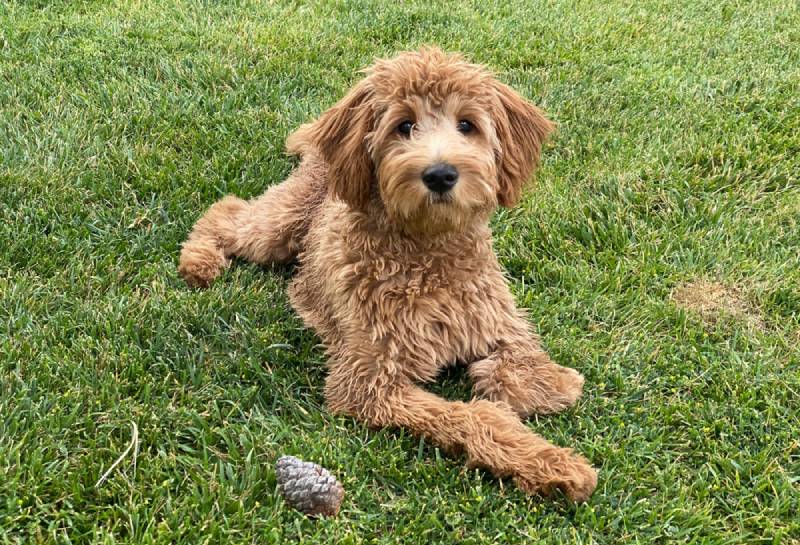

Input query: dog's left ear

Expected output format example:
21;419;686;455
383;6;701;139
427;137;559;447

287;79;375;209
492;81;555;207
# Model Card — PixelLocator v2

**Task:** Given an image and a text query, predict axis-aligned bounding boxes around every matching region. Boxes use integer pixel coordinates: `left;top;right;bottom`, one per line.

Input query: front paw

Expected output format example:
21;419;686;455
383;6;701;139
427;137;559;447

541;365;585;414
178;243;228;288
514;450;598;503
471;358;585;417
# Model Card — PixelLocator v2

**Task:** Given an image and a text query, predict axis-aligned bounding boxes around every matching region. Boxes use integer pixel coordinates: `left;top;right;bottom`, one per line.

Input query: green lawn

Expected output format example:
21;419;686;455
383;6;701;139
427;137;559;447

2;1;799;543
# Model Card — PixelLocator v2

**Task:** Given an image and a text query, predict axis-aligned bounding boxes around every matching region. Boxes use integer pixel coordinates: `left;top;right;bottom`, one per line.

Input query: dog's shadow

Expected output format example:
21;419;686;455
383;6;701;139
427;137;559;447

427;364;474;401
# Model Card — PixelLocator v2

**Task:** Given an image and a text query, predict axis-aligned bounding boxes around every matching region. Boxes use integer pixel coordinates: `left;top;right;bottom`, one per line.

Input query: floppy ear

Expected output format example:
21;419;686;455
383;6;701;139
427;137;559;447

286;80;375;209
492;81;555;207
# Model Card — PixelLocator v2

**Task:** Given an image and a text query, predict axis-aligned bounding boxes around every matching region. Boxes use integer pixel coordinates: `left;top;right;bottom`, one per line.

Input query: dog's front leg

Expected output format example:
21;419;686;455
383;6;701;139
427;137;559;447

324;368;596;502
469;339;585;417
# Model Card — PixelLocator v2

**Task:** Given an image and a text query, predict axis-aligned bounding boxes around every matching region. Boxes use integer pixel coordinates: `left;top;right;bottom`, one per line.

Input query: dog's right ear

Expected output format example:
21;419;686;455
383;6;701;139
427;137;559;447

287;80;375;209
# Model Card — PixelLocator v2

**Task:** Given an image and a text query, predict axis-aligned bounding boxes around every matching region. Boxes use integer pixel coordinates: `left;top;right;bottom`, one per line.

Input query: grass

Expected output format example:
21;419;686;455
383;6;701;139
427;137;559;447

1;0;798;543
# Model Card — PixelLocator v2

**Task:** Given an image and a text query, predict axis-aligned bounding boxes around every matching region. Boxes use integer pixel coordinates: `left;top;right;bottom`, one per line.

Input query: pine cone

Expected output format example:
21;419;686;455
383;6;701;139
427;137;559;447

275;455;344;517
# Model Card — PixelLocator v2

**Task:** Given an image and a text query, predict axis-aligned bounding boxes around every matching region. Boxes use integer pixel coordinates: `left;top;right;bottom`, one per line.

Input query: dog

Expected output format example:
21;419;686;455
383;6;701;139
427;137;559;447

179;47;597;501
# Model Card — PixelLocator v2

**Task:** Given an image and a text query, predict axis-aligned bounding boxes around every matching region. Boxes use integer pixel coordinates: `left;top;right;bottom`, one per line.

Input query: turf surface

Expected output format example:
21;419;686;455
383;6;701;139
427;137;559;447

1;1;799;543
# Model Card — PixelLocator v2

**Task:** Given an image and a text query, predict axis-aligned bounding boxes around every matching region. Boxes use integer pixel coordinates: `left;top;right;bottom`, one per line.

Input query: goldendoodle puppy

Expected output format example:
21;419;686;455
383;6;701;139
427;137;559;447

179;47;597;501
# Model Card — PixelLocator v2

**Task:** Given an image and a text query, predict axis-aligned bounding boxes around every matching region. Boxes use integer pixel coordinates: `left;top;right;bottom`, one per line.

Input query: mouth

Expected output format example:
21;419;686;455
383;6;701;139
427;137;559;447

428;192;454;205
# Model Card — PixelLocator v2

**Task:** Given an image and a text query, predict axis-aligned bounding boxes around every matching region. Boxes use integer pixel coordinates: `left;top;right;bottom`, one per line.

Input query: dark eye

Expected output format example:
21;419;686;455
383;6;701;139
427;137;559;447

457;120;475;134
397;120;414;136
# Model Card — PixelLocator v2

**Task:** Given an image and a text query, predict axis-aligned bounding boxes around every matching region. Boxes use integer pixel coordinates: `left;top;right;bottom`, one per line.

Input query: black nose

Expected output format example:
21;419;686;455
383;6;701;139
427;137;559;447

422;163;459;193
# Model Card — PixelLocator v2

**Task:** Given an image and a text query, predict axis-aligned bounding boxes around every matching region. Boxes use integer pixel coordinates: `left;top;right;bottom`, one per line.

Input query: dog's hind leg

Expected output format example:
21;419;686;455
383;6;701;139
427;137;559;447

179;157;326;288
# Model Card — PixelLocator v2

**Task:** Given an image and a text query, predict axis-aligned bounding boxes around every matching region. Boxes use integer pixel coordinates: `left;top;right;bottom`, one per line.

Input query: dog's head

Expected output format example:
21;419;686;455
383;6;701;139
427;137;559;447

288;47;554;234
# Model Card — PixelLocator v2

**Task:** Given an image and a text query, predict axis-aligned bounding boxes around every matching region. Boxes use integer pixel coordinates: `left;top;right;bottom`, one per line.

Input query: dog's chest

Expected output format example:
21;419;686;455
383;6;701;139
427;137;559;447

293;209;519;381
352;252;509;371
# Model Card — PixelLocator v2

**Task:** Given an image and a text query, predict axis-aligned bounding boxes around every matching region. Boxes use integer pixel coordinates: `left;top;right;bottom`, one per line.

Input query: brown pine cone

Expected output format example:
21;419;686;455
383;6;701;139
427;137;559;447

275;455;345;517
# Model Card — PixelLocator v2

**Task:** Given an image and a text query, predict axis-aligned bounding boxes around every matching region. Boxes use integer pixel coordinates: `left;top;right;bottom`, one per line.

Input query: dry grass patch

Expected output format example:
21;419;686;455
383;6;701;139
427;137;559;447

671;279;765;330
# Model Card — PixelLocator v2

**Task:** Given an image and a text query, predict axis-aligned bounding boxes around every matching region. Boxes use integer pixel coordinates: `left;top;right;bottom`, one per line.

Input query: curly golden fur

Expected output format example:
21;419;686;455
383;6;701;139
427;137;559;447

179;48;597;501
